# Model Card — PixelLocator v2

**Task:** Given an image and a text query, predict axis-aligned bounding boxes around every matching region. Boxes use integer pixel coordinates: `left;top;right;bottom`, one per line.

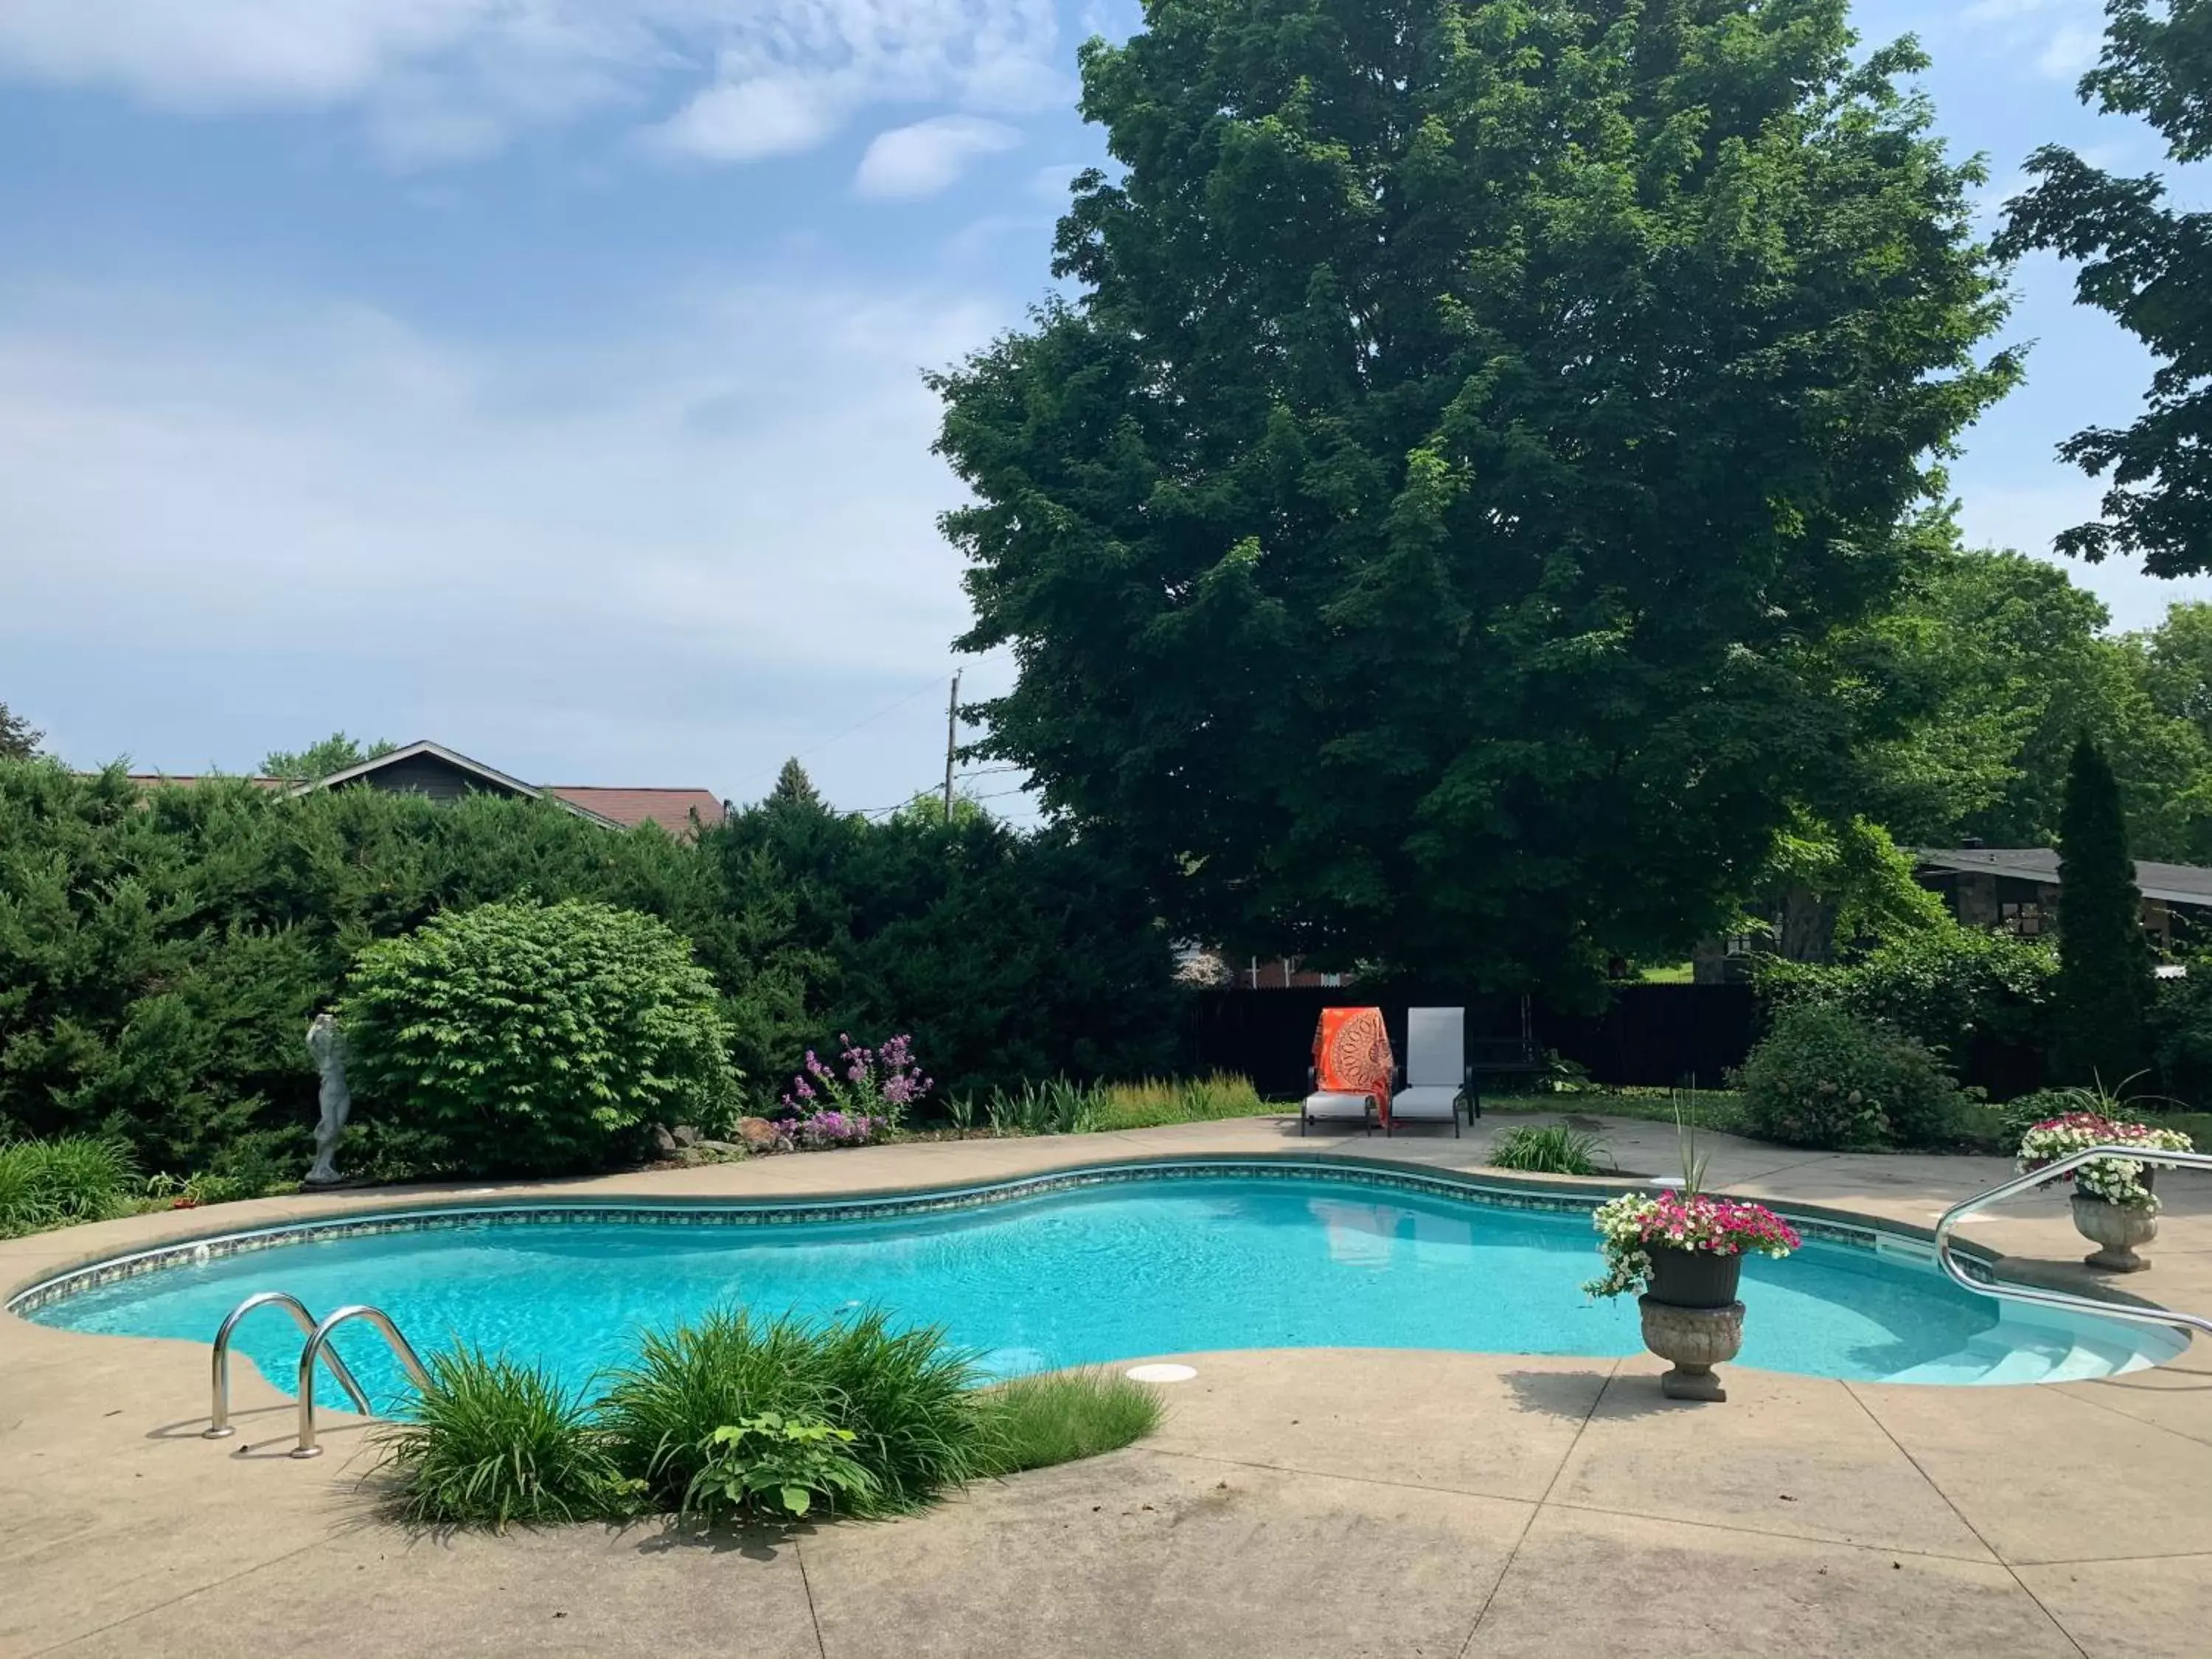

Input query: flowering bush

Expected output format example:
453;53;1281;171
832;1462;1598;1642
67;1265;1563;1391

780;1034;931;1131
1584;1191;1803;1300
2017;1113;2193;1212
791;1111;884;1150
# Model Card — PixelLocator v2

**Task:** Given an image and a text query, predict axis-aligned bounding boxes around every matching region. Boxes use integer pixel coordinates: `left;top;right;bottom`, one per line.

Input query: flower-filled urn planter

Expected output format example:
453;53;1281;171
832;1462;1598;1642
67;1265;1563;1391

2018;1113;2192;1275
1587;1193;1801;1402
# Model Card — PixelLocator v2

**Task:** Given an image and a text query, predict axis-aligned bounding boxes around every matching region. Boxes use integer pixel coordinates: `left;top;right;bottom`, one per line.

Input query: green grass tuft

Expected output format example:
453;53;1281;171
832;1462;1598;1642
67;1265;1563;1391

373;1346;630;1530
1486;1124;1609;1176
0;1136;138;1237
977;1368;1165;1474
596;1307;988;1517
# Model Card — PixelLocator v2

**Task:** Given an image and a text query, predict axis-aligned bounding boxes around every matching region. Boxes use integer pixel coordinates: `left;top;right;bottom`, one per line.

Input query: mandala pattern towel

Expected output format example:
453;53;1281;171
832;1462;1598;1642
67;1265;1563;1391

1313;1006;1395;1124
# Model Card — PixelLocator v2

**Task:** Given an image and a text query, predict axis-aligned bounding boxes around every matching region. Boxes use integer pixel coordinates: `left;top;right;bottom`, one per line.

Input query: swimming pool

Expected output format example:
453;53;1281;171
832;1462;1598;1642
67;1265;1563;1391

15;1164;2188;1403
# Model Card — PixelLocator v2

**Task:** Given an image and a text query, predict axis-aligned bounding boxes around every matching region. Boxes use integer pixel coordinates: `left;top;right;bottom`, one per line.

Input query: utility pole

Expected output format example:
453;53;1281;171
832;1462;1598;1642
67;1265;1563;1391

942;669;961;823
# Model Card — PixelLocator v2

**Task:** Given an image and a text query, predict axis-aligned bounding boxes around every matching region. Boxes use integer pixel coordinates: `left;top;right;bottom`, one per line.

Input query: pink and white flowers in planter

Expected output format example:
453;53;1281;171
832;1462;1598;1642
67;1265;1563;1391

1585;1191;1803;1301
2018;1113;2194;1213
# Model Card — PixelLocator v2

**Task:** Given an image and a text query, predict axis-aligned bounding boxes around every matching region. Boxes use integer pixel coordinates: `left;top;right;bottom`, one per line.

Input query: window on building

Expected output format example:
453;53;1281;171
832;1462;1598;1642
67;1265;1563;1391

1999;901;2043;937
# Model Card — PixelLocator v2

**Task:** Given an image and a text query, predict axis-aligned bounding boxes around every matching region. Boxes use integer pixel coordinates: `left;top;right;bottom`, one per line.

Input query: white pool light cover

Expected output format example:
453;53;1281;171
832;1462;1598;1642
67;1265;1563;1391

1126;1363;1198;1383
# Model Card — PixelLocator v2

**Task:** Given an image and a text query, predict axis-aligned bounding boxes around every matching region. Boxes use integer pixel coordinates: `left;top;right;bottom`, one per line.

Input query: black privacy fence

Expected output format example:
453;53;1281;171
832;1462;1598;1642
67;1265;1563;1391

1183;984;1762;1098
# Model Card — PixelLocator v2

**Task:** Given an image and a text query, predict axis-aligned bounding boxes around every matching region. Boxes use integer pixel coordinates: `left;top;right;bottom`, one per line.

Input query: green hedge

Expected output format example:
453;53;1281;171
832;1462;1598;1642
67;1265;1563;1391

0;760;1183;1175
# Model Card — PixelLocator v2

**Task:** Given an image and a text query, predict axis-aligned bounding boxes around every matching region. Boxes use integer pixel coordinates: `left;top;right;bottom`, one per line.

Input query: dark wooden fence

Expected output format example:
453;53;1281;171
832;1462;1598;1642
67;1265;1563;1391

1184;984;1761;1097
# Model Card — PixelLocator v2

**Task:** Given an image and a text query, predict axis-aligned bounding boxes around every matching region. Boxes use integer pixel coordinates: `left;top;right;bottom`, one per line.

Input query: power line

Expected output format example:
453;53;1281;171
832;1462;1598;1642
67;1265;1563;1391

739;671;954;796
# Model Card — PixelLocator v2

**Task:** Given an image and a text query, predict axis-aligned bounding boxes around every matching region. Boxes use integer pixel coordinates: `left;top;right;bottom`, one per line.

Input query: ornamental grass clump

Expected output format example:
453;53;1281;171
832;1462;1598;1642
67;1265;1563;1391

1487;1124;1608;1176
1585;1192;1802;1300
975;1368;1164;1474
2018;1112;2194;1212
373;1346;632;1531
596;1307;988;1517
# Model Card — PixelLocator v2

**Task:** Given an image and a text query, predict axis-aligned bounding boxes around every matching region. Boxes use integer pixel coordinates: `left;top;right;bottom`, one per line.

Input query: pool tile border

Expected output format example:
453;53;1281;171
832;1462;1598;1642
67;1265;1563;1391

7;1156;1901;1318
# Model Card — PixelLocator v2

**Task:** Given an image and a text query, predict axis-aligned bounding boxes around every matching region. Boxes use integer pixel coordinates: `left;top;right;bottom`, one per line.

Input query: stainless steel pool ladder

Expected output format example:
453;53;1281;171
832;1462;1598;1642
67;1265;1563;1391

1933;1144;2212;1340
204;1291;431;1458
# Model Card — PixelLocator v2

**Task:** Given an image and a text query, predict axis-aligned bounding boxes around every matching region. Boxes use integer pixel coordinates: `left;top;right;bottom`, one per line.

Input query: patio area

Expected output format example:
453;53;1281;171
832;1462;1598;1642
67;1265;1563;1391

5;1113;2211;1658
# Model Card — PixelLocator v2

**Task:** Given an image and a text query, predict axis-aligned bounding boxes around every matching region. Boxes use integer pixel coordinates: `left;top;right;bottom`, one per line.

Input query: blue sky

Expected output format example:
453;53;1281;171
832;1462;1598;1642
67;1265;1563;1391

1;0;2205;812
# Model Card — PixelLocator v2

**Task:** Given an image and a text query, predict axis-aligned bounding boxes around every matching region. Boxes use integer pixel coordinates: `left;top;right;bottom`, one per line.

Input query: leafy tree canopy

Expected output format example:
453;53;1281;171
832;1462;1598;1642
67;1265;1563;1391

1999;0;2212;574
933;0;2017;990
261;731;395;782
1856;546;2212;858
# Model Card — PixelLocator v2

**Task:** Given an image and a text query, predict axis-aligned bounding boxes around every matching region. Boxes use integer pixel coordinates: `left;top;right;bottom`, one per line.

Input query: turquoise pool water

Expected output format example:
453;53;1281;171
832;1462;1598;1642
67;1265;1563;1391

25;1172;2185;1403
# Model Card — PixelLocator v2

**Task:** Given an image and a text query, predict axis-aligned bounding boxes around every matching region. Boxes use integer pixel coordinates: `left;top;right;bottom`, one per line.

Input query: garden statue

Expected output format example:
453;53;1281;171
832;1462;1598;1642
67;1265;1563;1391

304;1012;351;1187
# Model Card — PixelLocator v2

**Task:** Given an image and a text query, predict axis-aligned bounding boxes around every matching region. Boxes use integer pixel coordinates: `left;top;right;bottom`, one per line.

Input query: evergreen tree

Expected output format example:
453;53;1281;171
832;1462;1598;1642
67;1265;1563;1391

2055;735;2154;1083
768;758;823;810
0;700;41;762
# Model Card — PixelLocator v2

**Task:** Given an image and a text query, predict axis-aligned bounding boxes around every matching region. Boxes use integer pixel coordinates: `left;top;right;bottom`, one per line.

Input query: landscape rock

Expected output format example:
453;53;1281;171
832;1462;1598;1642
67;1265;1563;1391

670;1125;702;1148
737;1117;789;1153
650;1124;680;1156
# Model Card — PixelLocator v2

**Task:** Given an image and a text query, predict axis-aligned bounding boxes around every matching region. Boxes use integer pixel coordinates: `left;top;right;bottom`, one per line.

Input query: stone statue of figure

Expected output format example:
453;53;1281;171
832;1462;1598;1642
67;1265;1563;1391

305;1013;351;1187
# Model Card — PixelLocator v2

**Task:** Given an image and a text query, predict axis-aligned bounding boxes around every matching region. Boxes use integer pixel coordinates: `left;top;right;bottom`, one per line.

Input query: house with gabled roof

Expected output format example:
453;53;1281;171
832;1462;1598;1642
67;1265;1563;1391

131;740;728;839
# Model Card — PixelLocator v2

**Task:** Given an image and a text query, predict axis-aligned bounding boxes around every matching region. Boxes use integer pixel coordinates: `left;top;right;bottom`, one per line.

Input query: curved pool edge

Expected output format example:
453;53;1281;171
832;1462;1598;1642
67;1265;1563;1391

1;1148;2170;1335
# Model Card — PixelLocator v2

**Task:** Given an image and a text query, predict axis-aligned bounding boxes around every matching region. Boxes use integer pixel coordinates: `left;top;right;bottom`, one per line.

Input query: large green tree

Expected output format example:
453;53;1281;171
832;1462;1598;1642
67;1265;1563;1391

1999;0;2212;575
933;0;2016;988
1858;547;2212;858
2055;736;2154;1082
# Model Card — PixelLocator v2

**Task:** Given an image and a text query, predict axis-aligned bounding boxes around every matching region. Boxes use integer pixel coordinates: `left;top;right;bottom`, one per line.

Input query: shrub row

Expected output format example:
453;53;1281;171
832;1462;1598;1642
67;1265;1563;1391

0;760;1183;1175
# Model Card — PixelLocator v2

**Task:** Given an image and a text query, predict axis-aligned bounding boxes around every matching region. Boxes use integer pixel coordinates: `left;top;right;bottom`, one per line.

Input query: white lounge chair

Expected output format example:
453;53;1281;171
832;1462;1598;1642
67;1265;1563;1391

1389;1006;1474;1136
1301;1065;1376;1135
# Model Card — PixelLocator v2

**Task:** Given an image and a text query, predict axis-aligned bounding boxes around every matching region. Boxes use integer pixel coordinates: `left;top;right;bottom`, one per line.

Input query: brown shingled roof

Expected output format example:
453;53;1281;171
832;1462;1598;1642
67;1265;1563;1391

546;787;727;837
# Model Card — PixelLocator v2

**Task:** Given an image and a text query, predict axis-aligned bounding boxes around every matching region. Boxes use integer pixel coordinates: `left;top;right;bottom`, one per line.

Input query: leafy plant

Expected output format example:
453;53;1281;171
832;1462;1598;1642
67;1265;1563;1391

0;1135;137;1236
683;1412;880;1521
944;1093;978;1135
597;1307;986;1518
341;898;740;1178
984;1077;1103;1136
1486;1125;1607;1178
779;1033;931;1132
975;1369;1164;1475
372;1346;632;1530
1092;1073;1268;1131
1756;923;2058;1069
1733;1002;1966;1150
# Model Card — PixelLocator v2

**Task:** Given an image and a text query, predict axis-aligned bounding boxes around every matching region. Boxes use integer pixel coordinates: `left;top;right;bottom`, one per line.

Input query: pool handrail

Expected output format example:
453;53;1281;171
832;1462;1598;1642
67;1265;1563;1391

205;1290;372;1439
1933;1144;2212;1340
292;1303;431;1458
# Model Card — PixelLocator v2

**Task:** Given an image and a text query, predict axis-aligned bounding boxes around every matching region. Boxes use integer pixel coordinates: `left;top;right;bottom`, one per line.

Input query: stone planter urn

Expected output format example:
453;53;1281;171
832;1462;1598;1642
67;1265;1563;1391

2071;1193;2157;1273
1639;1245;1745;1402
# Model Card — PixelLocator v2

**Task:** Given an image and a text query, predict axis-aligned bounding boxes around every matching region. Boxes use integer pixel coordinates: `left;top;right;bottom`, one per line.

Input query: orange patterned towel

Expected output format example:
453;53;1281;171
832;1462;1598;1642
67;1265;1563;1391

1313;1006;1396;1125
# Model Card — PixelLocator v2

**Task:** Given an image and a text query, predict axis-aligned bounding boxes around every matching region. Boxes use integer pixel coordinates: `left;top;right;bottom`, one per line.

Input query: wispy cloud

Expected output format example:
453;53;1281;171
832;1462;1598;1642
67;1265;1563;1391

0;0;1065;170
0;278;1013;799
856;114;1020;197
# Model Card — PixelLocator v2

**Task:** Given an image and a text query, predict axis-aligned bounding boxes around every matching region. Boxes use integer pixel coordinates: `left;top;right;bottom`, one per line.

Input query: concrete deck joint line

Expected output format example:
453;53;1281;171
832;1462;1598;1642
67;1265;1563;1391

1456;1355;1618;1658
795;1540;829;1659
1840;1381;2090;1659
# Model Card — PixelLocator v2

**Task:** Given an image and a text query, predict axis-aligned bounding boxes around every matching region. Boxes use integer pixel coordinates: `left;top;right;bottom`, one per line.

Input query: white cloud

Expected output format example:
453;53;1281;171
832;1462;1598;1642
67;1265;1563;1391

0;0;1065;170
2037;24;2102;79
1029;160;1085;201
650;74;841;161
0;278;1018;804
856;114;1020;197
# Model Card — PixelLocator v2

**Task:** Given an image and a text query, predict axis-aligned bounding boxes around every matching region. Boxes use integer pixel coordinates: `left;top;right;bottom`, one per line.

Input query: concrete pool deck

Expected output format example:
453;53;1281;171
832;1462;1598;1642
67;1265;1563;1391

4;1113;2211;1658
